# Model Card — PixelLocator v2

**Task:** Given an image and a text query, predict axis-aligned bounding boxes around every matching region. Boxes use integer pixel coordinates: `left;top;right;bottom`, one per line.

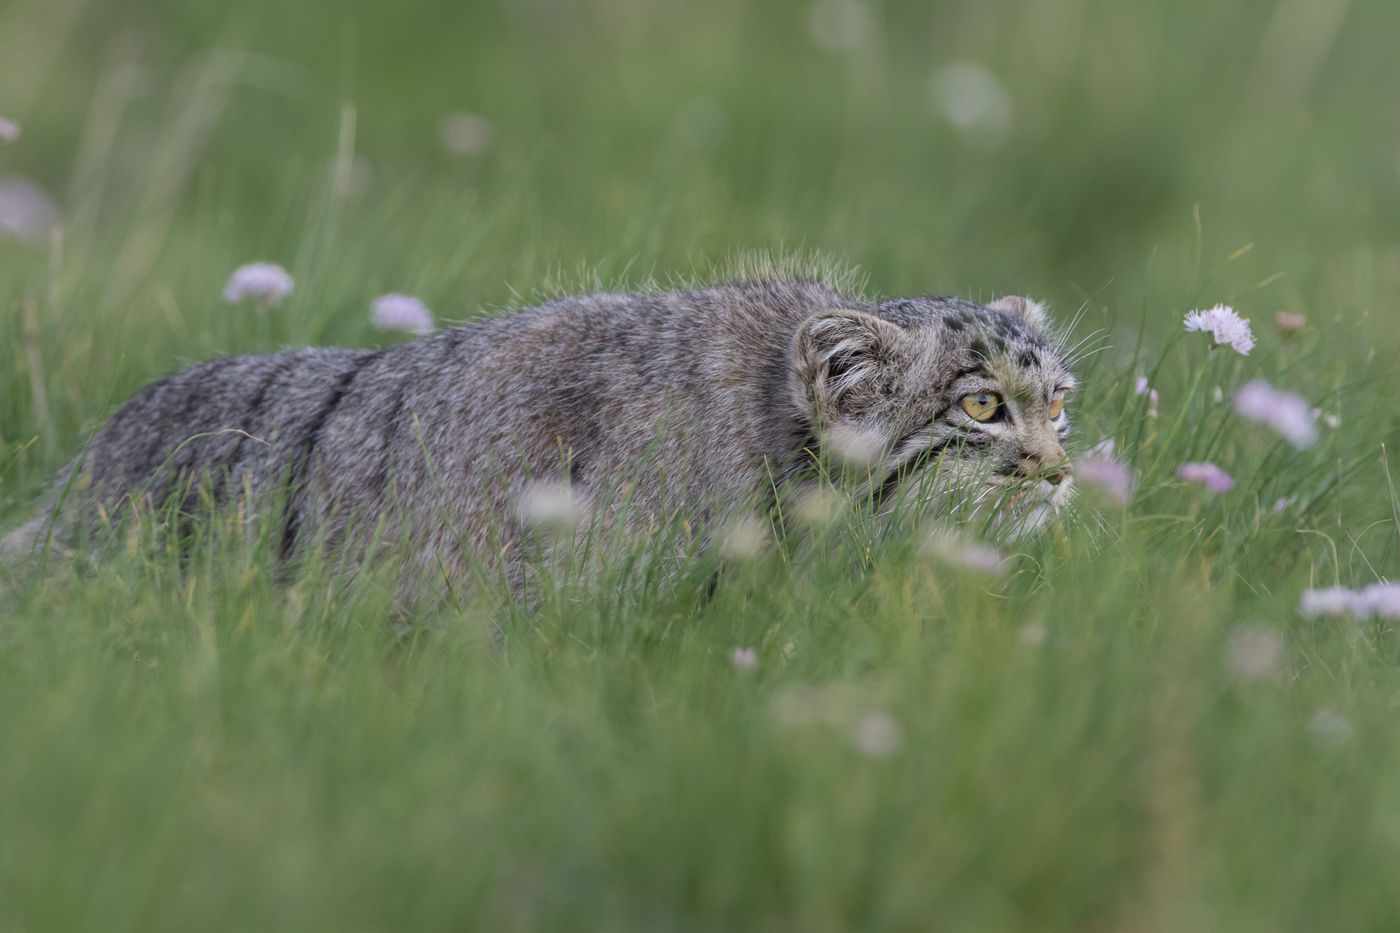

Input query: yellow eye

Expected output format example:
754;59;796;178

1049;396;1065;419
961;392;1002;422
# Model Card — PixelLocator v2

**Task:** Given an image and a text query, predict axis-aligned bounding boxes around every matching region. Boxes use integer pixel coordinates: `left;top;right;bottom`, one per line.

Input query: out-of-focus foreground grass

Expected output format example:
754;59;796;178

3;0;1400;930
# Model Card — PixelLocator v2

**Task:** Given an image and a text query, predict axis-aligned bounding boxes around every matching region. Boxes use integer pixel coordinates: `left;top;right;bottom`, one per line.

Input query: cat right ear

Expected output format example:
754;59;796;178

987;295;1049;329
792;309;908;419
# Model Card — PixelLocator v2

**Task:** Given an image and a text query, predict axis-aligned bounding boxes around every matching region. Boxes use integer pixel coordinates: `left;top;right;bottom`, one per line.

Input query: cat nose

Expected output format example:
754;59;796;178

1018;451;1071;485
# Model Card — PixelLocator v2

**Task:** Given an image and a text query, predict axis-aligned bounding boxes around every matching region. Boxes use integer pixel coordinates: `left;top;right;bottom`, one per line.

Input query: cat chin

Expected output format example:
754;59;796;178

878;467;1074;540
977;475;1075;540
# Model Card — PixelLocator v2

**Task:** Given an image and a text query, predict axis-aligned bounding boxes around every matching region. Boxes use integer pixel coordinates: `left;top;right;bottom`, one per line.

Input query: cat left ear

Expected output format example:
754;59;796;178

988;295;1049;329
792;308;909;419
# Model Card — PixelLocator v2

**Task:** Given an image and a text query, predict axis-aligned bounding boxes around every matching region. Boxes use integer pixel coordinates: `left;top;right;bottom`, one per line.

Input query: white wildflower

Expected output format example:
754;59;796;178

371;293;434;336
789;485;844;527
1225;625;1284;680
930;62;1012;138
1308;708;1353;742
516;481;586;533
0;176;58;240
438;112;492;156
1075;456;1135;507
1233;379;1318;448
1184;304;1254;355
730;647;759;671
850;711;903;758
1355;582;1400;620
718;514;768;560
222;262;293;307
823;421;885;469
1311;408;1340;430
923;529;1005;573
1298;586;1360;618
1018;622;1047;647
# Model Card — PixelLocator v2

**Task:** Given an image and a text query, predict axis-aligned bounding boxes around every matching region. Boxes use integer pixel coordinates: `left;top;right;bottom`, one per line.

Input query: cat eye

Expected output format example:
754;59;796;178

961;392;1003;422
1049;396;1065;419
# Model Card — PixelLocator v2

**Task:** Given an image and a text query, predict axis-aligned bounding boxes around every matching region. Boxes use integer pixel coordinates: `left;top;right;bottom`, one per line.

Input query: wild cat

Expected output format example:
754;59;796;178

5;279;1075;583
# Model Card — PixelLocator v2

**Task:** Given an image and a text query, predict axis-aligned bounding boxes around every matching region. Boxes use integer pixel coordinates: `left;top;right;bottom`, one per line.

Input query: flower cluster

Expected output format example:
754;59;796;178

0;176;58;240
0;117;19;143
1184;304;1254;355
1075;453;1135;506
1299;583;1400;620
730;647;759;671
222;262;294;306
371;293;434;336
1177;461;1234;493
1233;379;1317;448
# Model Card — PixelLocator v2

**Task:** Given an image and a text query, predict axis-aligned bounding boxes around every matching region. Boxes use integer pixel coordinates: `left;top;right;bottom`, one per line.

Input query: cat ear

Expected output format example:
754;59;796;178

988;295;1049;329
793;309;909;419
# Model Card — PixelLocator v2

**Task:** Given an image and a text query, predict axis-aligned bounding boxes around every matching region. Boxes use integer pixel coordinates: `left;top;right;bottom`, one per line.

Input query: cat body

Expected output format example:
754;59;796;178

7;279;1075;581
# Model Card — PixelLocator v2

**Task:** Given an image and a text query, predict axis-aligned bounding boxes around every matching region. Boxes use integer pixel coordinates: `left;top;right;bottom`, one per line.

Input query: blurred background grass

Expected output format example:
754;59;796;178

4;0;1400;930
3;0;1398;472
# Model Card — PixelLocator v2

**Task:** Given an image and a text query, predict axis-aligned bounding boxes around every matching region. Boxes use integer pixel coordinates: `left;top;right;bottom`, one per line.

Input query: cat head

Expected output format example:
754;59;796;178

791;294;1076;536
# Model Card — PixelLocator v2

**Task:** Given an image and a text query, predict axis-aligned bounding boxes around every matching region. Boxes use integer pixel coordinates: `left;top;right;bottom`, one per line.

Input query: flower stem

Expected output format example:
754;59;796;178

1150;352;1213;478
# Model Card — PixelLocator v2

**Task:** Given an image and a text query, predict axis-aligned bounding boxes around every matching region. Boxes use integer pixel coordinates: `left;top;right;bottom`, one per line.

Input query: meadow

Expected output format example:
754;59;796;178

3;0;1400;929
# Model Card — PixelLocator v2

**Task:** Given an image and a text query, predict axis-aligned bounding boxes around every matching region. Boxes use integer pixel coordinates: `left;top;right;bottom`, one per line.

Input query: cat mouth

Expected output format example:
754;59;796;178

991;475;1072;511
982;474;1074;537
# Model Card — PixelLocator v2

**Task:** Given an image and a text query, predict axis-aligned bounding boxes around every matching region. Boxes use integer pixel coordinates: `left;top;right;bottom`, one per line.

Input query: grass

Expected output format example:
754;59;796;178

4;0;1400;929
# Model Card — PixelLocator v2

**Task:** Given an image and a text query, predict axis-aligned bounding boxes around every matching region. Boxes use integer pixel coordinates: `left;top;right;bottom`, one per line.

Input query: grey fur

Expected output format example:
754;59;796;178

7;279;1076;582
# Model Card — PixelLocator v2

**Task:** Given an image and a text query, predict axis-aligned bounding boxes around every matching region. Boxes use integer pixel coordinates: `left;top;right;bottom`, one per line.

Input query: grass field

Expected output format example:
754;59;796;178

4;0;1400;929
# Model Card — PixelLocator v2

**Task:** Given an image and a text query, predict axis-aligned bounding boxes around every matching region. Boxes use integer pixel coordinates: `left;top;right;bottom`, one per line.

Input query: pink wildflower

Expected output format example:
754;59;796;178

0;176;58;240
1275;311;1306;336
1135;377;1159;415
370;293;434;336
1233;379;1317;448
222;262;293;306
1177;461;1234;493
1075;456;1134;506
1299;587;1361;618
1184;304;1254;355
1356;583;1400;620
1299;582;1400;620
0;117;19;143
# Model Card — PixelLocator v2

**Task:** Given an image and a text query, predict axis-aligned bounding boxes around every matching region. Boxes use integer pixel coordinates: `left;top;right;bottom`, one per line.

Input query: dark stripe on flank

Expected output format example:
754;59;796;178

141;357;243;476
366;375;413;504
216;356;299;505
279;350;385;558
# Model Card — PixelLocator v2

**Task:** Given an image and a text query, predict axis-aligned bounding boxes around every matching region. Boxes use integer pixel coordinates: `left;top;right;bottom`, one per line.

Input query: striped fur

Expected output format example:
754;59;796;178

6;279;1076;581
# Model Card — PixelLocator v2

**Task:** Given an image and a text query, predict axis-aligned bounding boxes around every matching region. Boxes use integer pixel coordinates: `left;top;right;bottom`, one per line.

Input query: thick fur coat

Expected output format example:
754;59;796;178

6;279;1076;583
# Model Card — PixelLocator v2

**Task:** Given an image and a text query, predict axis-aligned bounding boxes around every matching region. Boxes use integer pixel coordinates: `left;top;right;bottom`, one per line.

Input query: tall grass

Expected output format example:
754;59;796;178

3;0;1400;929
